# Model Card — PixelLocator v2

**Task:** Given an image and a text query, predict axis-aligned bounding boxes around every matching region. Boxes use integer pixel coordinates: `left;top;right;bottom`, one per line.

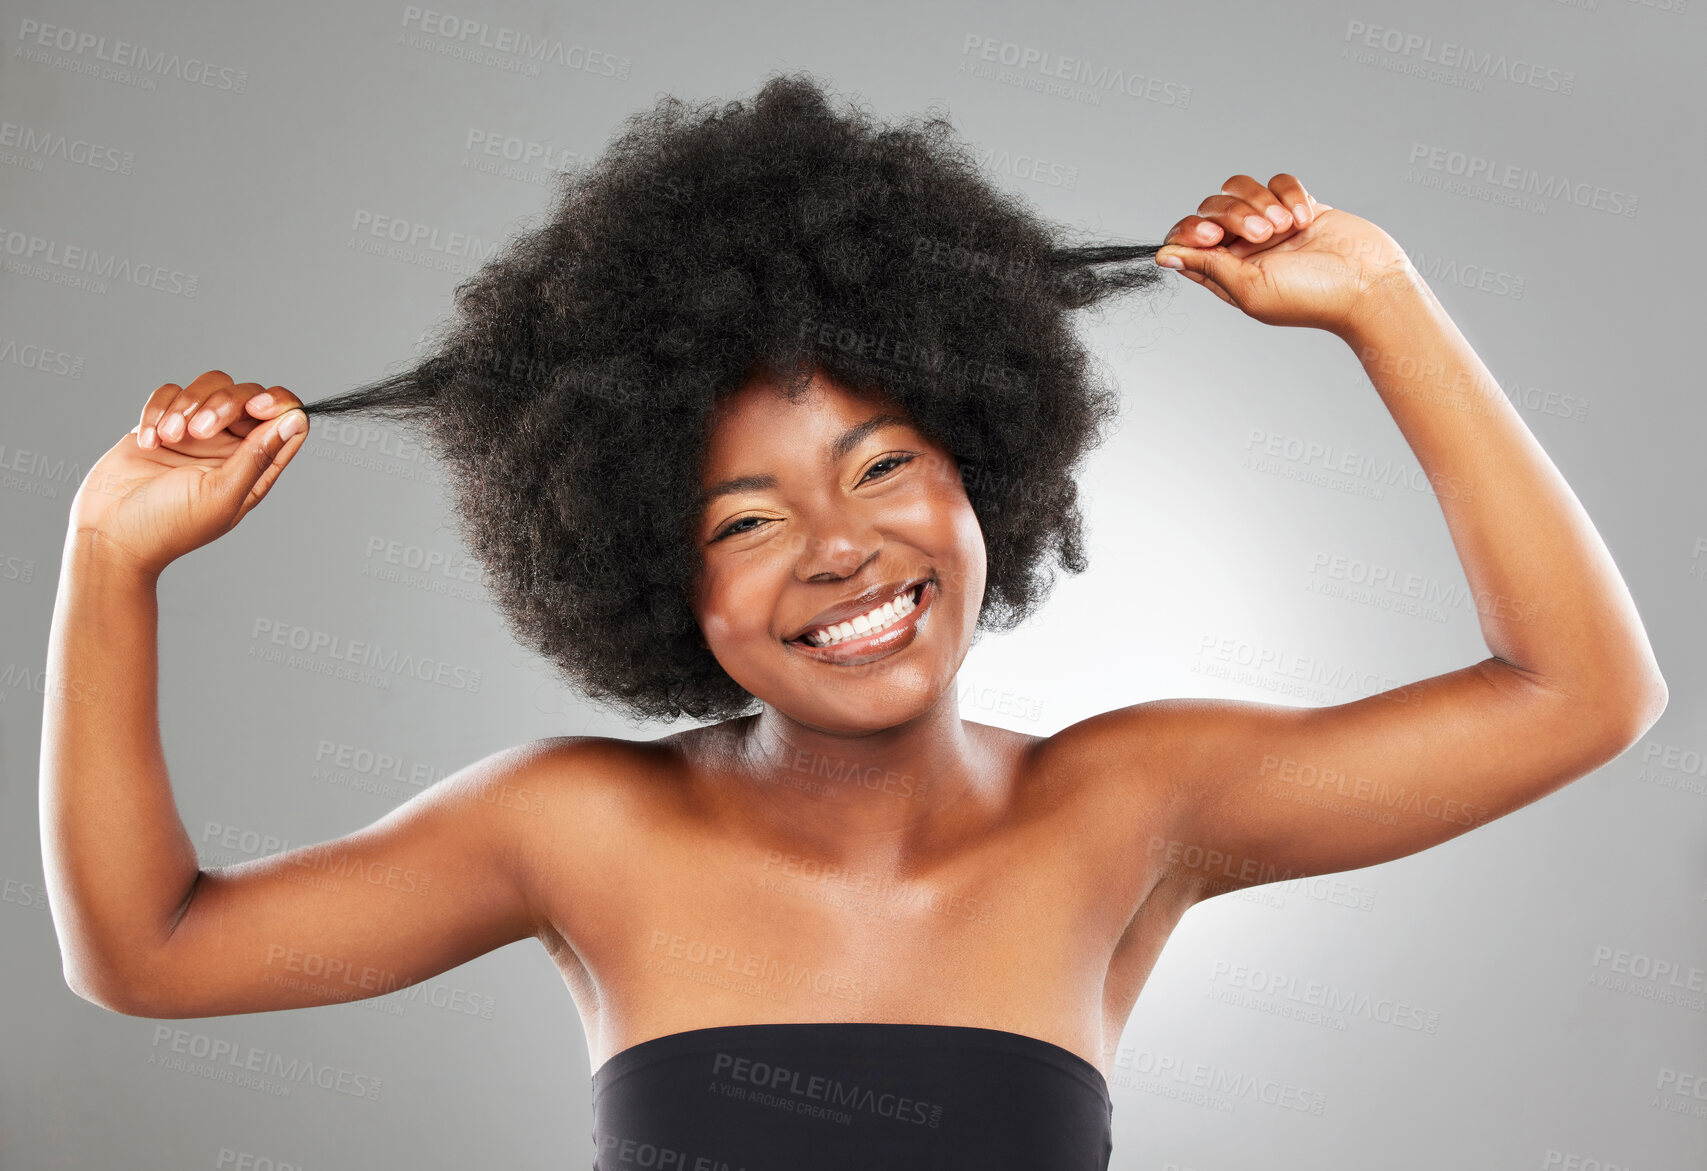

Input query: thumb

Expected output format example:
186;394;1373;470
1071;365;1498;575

1156;244;1246;289
210;407;306;517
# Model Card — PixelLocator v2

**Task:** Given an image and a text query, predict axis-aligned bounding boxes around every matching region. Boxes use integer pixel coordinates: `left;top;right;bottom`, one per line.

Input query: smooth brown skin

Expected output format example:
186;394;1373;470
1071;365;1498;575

42;176;1667;1086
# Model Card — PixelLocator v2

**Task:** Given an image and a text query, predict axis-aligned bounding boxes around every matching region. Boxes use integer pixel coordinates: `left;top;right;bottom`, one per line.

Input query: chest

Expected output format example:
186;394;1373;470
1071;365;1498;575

534;746;1181;1078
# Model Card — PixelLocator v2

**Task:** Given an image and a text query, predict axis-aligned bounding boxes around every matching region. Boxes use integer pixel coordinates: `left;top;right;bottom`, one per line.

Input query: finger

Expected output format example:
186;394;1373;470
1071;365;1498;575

235;410;308;522
1164;214;1227;248
154;370;234;445
137;382;185;449
1263;174;1324;227
183;369;237;397
1195;193;1279;244
1222;175;1296;232
214;408;309;523
1264;173;1319;227
228;385;301;438
239;384;304;420
186;381;266;440
1152;240;1246;294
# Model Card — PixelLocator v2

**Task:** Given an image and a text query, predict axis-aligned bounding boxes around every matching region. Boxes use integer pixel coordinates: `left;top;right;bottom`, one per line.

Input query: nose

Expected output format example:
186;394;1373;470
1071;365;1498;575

794;504;880;584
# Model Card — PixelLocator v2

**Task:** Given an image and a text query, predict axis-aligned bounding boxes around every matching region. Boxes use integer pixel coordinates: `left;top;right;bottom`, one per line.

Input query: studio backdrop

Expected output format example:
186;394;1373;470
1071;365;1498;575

4;1;1703;1169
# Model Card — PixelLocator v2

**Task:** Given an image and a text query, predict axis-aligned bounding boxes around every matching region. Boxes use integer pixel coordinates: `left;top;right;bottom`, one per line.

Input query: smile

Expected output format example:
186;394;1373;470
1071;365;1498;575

784;580;934;666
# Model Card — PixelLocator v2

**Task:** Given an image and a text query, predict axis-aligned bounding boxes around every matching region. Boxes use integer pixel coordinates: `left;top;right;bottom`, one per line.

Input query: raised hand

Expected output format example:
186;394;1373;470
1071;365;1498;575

69;370;309;576
1155;173;1416;335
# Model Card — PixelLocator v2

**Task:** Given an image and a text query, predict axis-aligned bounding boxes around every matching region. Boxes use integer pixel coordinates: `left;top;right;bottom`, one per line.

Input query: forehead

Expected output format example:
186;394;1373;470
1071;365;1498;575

698;372;911;478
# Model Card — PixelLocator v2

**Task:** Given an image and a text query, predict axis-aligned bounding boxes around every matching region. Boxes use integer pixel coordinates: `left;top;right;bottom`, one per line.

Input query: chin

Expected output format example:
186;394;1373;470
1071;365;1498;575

779;670;949;734
705;559;989;733
734;644;952;731
725;594;969;733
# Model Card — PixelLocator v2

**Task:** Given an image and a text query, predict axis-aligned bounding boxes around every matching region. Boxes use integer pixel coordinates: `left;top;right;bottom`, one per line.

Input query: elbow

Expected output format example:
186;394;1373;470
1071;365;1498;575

65;965;143;1016
1616;649;1669;743
1500;655;1668;758
1621;643;1670;737
1527;643;1669;757
1627;681;1669;744
1594;674;1669;757
64;961;179;1019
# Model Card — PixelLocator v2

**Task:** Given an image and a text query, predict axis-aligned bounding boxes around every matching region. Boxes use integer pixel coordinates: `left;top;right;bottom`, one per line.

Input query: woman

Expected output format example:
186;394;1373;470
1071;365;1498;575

42;73;1666;1169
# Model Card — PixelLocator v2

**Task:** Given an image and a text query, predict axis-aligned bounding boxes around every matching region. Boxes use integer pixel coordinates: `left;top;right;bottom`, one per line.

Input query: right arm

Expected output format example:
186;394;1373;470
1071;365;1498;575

41;516;569;1021
39;371;575;1017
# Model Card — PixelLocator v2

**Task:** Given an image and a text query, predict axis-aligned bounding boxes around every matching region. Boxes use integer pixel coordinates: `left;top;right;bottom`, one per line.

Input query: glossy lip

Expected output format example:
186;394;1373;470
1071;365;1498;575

783;580;934;666
784;576;931;643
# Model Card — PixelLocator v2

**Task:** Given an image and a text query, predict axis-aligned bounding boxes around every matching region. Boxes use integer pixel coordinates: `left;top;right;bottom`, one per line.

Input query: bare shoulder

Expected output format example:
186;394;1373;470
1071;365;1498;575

438;733;666;871
476;731;702;953
499;731;671;781
1019;704;1219;899
493;731;696;820
1026;670;1616;895
1024;701;1195;816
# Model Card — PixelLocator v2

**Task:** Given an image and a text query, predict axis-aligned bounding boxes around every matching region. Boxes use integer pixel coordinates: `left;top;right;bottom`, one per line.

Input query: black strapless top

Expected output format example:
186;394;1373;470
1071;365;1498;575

590;1022;1113;1170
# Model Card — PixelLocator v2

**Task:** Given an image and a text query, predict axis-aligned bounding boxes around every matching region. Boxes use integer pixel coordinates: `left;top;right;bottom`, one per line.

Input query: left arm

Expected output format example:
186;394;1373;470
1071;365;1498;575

1072;178;1666;895
1335;270;1665;713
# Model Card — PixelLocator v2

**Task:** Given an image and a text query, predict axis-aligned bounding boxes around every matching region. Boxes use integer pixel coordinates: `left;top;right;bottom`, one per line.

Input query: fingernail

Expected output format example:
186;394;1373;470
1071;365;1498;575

1156;253;1183;269
1244;215;1271;237
247;392;273;410
278;410;304;440
190;408;217;436
140;425;155;448
1265;206;1290;227
1293;204;1310;224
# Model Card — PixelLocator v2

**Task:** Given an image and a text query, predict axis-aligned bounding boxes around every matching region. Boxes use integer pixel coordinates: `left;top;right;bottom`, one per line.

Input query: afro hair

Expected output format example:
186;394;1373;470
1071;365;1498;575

301;70;1167;723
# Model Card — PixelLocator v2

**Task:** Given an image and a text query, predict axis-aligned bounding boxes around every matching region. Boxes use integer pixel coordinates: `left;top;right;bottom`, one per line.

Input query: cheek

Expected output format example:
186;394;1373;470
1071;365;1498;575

956;502;986;572
919;472;986;604
951;505;987;611
694;563;770;650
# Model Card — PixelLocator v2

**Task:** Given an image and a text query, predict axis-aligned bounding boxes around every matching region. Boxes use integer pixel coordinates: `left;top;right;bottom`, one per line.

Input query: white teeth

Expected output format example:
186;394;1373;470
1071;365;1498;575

804;586;919;647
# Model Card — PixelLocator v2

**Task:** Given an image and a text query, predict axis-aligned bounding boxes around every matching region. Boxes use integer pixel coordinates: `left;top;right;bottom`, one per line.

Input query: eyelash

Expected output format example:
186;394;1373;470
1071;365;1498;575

710;453;918;542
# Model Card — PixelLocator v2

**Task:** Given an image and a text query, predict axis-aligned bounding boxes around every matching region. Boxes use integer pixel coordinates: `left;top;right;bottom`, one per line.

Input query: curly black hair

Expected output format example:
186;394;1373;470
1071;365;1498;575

301;71;1168;723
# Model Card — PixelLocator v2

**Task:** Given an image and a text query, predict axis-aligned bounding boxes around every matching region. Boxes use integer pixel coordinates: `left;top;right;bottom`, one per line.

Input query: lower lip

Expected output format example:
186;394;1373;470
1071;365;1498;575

784;581;935;666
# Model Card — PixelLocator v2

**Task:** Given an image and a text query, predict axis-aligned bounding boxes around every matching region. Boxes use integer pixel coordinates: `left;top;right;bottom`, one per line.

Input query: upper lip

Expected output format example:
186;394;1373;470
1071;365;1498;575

784;576;930;642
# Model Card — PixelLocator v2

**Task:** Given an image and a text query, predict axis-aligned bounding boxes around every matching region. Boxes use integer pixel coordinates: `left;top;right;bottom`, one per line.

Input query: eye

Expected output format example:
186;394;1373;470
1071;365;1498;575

707;454;919;543
860;453;917;483
710;516;767;542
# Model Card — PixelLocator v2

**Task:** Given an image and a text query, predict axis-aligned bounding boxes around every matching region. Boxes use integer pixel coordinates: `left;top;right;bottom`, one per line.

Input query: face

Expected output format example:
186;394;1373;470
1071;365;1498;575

689;370;986;734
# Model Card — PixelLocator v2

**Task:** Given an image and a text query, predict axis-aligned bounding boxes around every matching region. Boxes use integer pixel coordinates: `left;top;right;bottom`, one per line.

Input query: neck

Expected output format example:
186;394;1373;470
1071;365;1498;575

728;686;992;857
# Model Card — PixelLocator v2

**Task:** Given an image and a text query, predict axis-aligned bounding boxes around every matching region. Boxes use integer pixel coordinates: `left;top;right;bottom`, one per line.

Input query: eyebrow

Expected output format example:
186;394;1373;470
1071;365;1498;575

697;412;913;513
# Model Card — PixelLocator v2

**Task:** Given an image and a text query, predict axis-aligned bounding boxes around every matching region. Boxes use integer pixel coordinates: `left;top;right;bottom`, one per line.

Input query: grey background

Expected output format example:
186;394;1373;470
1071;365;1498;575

3;0;1704;1168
